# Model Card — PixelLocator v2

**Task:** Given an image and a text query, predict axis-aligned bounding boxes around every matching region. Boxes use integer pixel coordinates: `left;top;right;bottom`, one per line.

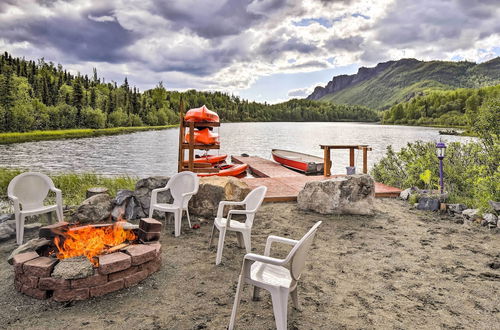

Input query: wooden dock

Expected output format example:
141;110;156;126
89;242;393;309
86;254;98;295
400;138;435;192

232;155;402;202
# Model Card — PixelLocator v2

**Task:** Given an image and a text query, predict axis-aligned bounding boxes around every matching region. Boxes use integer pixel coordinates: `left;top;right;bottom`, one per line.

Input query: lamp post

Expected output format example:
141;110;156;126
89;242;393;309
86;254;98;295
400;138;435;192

436;142;446;194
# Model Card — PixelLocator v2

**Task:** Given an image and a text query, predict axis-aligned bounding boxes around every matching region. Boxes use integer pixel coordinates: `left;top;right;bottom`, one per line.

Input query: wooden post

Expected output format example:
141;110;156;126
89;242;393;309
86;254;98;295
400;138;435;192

177;97;185;172
188;122;194;171
349;148;355;167
362;147;368;174
323;147;331;176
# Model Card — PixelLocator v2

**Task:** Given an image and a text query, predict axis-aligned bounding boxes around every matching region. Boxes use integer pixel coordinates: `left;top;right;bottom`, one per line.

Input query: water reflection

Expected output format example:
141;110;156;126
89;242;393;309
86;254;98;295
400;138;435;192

0;123;471;177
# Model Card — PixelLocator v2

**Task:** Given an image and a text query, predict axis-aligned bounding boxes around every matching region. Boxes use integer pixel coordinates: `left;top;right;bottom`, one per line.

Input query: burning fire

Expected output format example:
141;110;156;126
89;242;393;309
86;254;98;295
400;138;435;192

54;222;137;266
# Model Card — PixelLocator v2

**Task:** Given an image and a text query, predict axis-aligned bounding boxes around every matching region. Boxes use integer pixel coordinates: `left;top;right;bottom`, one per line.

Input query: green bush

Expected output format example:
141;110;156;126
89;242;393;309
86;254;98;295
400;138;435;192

107;109;128;128
81;107;106;129
371;141;499;211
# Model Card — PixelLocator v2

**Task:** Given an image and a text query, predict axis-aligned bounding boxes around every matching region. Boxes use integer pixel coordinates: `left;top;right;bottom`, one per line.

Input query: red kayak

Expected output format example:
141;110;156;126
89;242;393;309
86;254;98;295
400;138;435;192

184;105;219;123
193;154;227;164
271;149;324;174
198;164;248;177
185;128;219;145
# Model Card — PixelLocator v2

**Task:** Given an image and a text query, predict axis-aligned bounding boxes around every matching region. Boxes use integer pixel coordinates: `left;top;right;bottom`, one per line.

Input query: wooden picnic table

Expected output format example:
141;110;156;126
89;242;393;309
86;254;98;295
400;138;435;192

320;145;372;176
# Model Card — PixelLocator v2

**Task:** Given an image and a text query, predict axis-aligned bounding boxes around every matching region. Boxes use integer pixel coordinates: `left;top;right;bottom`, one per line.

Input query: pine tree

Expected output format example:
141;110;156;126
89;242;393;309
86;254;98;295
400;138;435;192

92;68;98;84
0;67;15;130
90;87;97;109
72;79;84;125
0;67;15;110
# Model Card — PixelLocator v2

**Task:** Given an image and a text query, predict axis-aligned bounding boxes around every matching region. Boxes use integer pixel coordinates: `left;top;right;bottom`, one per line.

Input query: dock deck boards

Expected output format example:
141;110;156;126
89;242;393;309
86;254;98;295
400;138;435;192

232;155;402;202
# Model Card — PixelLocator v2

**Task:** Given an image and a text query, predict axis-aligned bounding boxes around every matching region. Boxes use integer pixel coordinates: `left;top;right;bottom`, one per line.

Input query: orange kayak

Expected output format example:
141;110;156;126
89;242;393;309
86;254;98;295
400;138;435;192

185;105;219;123
198;164;248;177
185;128;219;145
193;154;227;164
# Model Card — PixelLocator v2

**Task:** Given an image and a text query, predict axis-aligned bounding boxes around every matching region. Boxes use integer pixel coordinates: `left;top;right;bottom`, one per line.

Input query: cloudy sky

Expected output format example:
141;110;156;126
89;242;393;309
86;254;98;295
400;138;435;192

1;0;499;103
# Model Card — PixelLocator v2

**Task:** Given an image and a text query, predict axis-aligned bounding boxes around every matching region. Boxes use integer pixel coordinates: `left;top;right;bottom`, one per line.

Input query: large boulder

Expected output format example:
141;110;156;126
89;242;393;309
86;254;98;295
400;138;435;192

133;176;172;219
297;174;375;215
189;177;251;218
416;197;440;211
71;193;113;223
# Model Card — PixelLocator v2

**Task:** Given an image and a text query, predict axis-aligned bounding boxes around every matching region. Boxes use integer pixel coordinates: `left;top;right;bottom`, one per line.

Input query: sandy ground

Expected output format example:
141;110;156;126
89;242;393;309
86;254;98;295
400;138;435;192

0;199;499;330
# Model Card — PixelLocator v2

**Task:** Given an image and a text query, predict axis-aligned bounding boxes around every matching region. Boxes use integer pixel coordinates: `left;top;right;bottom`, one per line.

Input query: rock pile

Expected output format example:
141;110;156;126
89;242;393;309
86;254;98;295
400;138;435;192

69;176;250;223
401;189;500;229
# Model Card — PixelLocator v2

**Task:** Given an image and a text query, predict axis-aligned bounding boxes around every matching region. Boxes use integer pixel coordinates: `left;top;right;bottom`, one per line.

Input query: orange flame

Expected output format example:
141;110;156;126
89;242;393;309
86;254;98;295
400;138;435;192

54;222;136;266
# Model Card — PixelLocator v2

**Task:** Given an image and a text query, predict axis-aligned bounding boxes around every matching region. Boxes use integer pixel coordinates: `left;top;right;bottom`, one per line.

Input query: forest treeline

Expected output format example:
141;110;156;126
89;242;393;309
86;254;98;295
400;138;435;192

0;52;378;132
382;84;500;127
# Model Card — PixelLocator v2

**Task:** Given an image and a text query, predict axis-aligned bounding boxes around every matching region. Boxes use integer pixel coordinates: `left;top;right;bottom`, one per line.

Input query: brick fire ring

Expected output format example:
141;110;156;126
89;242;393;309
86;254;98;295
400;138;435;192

11;218;162;302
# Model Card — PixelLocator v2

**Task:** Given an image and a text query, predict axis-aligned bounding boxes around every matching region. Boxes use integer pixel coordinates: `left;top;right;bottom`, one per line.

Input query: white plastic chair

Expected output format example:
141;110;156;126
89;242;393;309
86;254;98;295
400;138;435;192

208;186;267;265
7;172;64;245
149;171;199;237
229;221;322;330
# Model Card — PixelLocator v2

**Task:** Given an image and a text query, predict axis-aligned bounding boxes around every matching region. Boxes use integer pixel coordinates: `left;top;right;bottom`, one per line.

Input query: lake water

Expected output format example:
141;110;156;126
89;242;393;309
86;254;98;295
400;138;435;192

0;122;471;177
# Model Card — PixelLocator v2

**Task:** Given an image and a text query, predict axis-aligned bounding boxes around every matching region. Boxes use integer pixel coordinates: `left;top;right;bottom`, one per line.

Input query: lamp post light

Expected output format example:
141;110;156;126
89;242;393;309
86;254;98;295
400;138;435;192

436;142;446;194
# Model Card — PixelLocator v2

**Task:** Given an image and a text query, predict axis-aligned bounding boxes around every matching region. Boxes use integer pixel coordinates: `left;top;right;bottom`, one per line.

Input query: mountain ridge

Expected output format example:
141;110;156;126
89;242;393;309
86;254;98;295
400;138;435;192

307;57;500;109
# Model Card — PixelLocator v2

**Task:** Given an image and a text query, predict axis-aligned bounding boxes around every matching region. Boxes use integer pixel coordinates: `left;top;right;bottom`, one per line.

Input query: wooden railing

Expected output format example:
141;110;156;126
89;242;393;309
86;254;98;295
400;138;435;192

320;145;372;176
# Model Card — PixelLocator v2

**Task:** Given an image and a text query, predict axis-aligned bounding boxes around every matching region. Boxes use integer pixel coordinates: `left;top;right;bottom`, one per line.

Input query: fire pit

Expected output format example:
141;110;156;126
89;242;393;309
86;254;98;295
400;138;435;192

11;218;162;302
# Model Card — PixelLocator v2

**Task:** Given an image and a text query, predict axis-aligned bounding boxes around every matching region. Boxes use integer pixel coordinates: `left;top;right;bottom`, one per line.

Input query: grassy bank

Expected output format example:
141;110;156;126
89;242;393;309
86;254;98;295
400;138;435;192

0;125;177;145
0;168;136;206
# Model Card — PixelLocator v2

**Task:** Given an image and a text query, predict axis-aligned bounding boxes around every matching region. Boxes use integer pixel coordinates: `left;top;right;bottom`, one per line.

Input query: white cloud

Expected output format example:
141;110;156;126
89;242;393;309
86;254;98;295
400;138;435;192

0;0;498;99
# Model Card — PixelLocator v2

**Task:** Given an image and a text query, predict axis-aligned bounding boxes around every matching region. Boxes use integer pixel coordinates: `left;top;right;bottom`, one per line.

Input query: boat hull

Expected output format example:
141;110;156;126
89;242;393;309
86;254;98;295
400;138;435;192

272;149;324;174
193;154;227;164
198;164;248;177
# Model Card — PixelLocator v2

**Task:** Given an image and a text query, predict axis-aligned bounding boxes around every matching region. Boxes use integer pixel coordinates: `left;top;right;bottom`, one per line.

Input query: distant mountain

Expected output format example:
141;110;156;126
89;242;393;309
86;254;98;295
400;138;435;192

307;57;500;110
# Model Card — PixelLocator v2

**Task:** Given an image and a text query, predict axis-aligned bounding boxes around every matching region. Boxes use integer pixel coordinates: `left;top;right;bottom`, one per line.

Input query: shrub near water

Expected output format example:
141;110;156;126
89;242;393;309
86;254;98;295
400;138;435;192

371;141;499;211
0;168;136;206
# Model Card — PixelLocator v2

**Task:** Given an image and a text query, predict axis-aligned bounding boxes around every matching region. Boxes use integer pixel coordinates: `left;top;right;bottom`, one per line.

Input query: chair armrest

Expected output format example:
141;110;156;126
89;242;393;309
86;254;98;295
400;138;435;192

152;187;170;194
8;195;20;212
151;187;169;204
264;235;299;257
216;201;246;219
244;253;286;266
228;209;253;216
51;187;63;207
181;192;195;198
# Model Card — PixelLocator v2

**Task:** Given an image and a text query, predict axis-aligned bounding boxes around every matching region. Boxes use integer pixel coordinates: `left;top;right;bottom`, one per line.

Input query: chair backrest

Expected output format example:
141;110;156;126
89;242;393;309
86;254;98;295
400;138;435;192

7;172;55;210
286;221;322;281
168;171;199;208
243;186;267;226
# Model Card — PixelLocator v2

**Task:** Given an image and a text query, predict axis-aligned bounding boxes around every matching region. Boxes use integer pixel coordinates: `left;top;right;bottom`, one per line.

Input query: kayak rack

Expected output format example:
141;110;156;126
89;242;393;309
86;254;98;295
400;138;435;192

177;98;221;174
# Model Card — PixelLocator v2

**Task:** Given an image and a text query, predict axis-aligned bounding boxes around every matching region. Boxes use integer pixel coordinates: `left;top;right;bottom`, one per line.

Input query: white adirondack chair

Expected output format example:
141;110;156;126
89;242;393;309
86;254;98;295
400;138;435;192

209;186;267;265
149;171;199;237
7;172;64;245
229;221;322;330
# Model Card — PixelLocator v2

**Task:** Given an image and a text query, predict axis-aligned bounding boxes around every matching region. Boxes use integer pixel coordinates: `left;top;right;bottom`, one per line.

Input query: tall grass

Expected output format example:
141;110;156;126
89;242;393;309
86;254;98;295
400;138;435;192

0;125;177;145
0;168;137;206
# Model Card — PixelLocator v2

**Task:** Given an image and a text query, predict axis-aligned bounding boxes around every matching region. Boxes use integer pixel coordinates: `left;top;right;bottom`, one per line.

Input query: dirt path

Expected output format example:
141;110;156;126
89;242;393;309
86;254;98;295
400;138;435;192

0;199;498;329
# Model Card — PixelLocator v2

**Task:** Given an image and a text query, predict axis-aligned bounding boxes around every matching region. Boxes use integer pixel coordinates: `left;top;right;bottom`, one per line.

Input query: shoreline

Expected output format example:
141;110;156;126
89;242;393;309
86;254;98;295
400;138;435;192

0;125;178;145
0;121;470;145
